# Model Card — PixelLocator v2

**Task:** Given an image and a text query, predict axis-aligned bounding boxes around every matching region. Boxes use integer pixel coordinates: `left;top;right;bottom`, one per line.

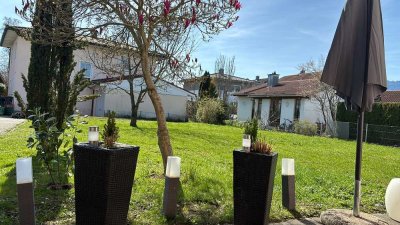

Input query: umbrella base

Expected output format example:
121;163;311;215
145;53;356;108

320;209;392;225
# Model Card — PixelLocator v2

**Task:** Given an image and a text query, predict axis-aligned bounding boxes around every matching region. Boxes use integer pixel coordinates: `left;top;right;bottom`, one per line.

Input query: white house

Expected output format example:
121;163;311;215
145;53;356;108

234;72;325;126
1;26;195;121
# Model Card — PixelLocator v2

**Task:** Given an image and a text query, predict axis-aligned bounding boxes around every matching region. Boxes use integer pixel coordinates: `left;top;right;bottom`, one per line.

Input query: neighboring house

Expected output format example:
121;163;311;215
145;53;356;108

0;26;195;120
182;69;256;103
234;72;324;126
376;91;400;103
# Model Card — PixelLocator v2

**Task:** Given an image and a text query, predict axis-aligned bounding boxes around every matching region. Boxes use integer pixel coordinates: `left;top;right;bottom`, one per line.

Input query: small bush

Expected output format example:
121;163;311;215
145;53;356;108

186;100;197;122
102;111;120;148
196;98;225;124
294;120;318;136
243;118;258;141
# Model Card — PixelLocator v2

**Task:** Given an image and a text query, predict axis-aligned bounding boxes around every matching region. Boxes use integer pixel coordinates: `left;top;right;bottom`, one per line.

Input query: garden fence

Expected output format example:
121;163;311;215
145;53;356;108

335;121;400;147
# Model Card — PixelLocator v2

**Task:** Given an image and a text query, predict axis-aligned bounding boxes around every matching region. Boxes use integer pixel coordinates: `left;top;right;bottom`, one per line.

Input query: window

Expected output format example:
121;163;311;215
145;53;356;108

233;85;241;92
257;99;262;119
269;98;281;127
121;56;130;74
80;62;92;79
294;98;301;120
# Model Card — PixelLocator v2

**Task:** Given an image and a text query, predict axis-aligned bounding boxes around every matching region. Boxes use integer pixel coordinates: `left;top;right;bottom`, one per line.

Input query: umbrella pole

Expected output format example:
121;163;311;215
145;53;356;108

353;111;365;217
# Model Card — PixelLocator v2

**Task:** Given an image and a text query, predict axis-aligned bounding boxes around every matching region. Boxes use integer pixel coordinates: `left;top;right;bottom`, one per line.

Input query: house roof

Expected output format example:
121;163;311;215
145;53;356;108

182;73;253;83
0;26;162;58
234;73;318;98
378;91;400;103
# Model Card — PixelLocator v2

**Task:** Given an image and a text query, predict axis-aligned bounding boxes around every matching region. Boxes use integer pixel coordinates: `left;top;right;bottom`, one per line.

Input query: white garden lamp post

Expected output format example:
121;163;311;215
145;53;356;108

282;158;295;210
163;156;181;218
88;126;99;146
242;134;251;153
16;157;35;225
385;178;400;222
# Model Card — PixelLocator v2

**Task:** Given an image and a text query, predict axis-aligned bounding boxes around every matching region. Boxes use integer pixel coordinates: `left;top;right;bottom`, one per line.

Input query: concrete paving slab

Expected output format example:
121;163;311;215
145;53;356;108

0;117;26;135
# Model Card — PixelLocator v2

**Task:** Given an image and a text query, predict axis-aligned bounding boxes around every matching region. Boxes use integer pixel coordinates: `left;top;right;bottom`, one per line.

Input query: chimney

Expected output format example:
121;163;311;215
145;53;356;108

255;76;260;81
268;71;279;87
219;68;224;76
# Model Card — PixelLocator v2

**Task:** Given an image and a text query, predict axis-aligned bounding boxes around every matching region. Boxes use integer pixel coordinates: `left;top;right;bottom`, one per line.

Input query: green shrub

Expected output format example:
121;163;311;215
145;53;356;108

102;111;120;148
243;118;258;141
294;120;318;136
196;98;226;124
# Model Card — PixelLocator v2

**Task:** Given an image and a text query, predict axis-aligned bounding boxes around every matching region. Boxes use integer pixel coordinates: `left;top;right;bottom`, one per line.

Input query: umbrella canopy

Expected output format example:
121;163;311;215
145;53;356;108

321;0;387;217
322;0;387;112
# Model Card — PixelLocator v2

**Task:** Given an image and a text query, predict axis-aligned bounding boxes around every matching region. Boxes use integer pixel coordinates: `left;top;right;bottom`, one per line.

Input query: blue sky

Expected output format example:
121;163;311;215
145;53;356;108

1;0;399;81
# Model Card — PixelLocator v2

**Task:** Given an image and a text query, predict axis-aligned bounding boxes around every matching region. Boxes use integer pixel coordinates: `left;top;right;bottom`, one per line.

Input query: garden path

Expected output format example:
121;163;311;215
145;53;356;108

0;117;25;135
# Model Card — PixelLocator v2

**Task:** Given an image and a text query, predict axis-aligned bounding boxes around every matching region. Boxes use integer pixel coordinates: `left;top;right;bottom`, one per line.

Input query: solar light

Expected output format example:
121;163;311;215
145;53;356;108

88;126;99;146
163;156;181;219
16;158;35;225
166;156;181;178
242;134;251;153
282;158;295;210
385;178;400;222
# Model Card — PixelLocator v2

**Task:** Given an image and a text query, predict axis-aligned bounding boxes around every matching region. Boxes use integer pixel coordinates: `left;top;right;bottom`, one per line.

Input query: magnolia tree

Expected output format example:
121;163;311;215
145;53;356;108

73;0;242;169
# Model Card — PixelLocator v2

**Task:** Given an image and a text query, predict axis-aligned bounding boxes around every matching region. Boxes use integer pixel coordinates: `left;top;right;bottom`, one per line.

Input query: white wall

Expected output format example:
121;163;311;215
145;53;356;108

260;98;271;125
237;96;253;121
299;98;324;123
8;37;31;110
95;79;193;120
6;36;194;119
280;99;295;125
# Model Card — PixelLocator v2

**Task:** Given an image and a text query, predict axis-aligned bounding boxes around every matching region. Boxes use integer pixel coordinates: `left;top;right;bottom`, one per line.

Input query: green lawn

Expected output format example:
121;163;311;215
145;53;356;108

0;118;399;224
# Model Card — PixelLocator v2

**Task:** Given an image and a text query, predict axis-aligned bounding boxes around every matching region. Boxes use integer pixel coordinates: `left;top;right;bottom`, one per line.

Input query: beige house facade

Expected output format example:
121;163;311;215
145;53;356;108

1;26;195;120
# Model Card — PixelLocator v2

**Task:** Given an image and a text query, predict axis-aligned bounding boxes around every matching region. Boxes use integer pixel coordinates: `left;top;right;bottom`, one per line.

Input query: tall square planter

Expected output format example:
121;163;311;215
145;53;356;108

233;150;278;225
74;143;139;225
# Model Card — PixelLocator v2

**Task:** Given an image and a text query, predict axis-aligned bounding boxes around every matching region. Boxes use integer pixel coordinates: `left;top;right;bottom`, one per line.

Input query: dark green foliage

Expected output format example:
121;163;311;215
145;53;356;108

23;0;89;130
199;71;218;99
337;102;400;126
102;111;120;148
27;108;85;186
24;0;53;112
0;83;5;96
14;91;26;113
243;118;258;142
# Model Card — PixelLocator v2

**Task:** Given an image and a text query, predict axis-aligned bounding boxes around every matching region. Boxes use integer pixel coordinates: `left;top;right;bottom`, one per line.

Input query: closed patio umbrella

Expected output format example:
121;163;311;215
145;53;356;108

321;0;387;217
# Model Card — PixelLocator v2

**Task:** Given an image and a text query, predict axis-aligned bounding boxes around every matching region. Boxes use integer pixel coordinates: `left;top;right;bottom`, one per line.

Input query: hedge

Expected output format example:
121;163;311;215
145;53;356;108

337;102;400;127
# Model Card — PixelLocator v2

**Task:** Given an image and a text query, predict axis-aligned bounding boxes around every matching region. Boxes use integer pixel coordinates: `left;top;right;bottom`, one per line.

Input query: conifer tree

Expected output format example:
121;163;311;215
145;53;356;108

199;71;218;99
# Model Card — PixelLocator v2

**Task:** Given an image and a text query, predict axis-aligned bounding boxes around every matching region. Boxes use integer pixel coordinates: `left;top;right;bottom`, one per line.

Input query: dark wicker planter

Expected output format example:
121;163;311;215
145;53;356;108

233;150;278;225
73;143;139;225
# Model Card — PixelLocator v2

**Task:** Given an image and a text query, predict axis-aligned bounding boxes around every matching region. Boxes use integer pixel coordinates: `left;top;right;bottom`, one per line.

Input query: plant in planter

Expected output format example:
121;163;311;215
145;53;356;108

73;111;139;225
233;137;278;225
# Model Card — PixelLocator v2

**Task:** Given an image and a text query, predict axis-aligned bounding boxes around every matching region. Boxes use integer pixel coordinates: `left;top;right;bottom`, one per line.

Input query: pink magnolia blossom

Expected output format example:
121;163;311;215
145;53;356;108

186;54;191;62
164;0;171;16
138;13;144;25
196;0;201;6
234;1;241;10
184;18;191;29
191;7;196;24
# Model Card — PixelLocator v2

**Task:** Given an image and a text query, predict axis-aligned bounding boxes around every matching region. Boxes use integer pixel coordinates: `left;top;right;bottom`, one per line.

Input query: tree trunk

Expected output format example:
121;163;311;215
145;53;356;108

140;48;173;170
129;80;138;127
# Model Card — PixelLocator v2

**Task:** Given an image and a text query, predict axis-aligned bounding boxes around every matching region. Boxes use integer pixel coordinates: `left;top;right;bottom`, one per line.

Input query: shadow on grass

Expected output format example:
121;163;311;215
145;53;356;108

0;156;73;224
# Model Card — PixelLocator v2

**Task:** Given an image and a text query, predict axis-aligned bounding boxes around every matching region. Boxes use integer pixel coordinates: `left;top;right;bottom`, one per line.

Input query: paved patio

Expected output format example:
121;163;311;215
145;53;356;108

269;214;399;225
0;117;25;135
